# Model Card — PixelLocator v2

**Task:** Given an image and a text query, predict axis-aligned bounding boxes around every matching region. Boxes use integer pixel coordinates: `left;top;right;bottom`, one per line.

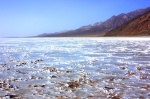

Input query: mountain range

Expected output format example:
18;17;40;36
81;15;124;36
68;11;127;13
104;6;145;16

37;7;150;37
105;10;150;36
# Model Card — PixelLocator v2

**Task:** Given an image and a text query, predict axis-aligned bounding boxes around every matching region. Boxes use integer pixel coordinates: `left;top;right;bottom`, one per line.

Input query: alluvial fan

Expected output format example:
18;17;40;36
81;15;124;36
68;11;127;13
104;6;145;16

0;37;150;99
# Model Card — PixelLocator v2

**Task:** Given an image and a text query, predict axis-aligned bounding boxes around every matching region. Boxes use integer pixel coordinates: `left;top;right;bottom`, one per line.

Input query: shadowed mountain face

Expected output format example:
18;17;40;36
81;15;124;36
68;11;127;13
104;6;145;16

37;7;150;37
105;11;150;36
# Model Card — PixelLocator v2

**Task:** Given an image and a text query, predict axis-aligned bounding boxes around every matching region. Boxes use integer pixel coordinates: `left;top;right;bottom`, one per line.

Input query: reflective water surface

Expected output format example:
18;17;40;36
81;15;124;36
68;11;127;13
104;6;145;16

0;37;150;99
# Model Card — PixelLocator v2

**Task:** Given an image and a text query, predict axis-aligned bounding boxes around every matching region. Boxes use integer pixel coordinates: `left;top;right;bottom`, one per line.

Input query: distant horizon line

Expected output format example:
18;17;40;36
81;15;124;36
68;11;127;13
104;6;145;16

1;6;149;38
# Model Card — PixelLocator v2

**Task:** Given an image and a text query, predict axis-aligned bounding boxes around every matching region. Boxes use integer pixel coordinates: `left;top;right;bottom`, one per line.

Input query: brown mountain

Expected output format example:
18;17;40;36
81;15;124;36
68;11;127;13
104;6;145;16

37;7;150;37
105;11;150;36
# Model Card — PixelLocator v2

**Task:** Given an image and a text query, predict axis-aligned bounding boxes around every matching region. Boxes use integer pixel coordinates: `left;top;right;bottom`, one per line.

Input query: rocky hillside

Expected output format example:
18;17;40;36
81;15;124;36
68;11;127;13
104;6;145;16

37;7;150;37
105;11;150;36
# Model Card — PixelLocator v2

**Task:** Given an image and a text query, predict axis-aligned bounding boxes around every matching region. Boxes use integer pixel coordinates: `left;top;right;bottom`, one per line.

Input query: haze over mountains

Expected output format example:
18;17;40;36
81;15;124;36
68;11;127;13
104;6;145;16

37;7;150;37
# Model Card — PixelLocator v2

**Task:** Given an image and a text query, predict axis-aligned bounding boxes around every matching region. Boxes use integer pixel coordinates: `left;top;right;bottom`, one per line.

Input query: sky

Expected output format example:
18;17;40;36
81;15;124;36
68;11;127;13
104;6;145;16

0;0;150;37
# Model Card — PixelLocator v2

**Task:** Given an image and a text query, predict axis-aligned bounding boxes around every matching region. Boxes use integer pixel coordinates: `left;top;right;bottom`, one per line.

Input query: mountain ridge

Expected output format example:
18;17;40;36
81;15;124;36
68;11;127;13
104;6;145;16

105;10;150;36
37;7;150;37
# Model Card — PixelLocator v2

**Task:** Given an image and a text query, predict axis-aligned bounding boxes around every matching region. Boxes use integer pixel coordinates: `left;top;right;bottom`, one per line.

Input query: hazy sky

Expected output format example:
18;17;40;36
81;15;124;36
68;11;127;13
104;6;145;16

0;0;150;37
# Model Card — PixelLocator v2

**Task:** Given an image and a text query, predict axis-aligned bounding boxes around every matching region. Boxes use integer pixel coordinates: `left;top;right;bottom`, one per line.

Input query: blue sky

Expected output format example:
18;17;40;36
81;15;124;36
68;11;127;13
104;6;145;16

0;0;150;37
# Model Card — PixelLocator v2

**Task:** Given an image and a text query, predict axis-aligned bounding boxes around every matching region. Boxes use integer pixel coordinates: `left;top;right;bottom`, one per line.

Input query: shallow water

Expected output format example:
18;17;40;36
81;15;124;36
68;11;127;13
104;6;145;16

0;37;150;99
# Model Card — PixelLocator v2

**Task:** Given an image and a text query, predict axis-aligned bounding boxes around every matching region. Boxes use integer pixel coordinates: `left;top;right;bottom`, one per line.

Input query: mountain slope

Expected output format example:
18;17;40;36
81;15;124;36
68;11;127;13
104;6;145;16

105;11;150;36
37;7;150;37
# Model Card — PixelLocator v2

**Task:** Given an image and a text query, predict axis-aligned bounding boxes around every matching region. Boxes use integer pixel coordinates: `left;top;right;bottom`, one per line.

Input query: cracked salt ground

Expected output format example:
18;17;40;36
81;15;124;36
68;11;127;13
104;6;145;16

0;37;150;99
